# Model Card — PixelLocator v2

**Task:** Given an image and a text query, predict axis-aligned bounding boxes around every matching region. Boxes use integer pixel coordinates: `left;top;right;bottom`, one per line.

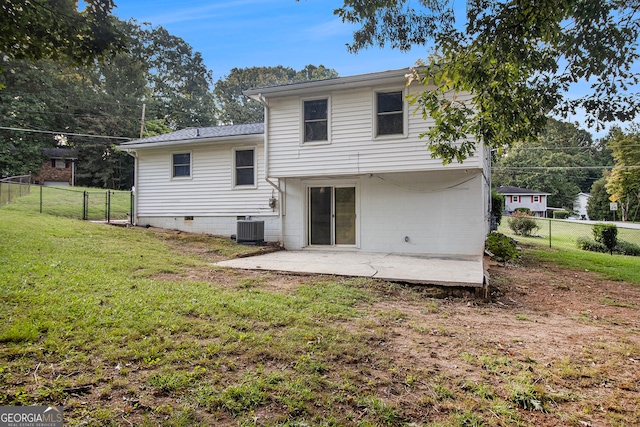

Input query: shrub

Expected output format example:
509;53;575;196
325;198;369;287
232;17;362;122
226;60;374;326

553;210;570;219
592;223;618;255
576;236;607;253
514;207;532;215
486;232;518;263
508;211;540;237
491;190;505;227
615;241;640;256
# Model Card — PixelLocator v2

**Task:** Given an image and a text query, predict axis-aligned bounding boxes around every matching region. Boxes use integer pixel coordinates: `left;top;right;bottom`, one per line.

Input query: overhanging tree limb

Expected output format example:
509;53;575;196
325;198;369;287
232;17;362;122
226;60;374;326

333;0;640;163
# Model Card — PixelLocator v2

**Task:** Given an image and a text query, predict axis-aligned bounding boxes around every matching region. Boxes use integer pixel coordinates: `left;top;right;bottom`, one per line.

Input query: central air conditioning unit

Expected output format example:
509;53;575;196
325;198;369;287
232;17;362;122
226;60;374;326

236;220;264;244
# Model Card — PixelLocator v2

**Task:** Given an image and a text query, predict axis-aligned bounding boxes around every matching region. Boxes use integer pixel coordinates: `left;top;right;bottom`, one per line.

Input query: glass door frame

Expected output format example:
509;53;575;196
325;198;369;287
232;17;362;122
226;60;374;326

305;181;359;248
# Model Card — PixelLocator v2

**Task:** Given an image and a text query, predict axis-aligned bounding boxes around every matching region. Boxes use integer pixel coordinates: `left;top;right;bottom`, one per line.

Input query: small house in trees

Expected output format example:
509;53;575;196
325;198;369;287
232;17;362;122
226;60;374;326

497;186;550;217
120;68;491;258
33;148;77;186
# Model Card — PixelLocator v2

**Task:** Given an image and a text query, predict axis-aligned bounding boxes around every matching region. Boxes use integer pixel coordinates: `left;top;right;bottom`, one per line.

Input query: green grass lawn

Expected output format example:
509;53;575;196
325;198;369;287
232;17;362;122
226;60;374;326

3;185;131;220
2;206;639;426
498;217;640;285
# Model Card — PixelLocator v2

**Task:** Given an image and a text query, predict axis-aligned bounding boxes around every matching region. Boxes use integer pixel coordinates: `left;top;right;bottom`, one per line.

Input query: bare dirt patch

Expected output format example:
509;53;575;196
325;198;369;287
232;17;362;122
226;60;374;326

150;231;640;425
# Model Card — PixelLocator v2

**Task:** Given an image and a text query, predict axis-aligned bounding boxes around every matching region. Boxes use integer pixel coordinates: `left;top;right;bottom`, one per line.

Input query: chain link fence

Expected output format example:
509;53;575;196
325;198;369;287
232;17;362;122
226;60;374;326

497;216;640;249
2;183;133;223
0;175;31;205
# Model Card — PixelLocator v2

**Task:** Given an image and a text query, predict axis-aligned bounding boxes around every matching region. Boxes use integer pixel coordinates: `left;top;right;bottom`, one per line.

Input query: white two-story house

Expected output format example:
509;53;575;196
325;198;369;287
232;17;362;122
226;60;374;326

120;68;490;258
497;186;551;217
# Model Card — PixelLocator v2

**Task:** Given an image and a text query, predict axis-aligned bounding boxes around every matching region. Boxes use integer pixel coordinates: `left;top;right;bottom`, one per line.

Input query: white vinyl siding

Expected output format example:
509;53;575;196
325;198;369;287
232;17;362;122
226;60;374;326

281;170;487;256
266;84;480;178
135;139;275;217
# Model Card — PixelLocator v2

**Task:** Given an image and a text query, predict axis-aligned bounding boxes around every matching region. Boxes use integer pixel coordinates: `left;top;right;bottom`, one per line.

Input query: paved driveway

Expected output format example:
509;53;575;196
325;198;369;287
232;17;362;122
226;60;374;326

215;250;486;288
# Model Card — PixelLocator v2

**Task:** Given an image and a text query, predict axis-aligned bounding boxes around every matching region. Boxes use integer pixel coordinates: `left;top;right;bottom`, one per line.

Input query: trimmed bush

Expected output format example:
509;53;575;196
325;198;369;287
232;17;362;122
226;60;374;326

593;223;618;255
491;190;505;227
615;241;640;256
576;236;607;253
486;232;518;263
508;211;540;237
553;210;570;219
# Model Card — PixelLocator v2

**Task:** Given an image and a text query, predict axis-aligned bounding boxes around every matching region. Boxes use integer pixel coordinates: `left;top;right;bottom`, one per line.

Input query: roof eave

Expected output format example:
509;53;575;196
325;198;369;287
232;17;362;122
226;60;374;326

244;68;413;100
118;132;263;150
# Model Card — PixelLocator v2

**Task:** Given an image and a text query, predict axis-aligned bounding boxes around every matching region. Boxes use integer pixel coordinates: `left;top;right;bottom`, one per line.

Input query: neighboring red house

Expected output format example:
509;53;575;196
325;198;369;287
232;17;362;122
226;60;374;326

33;148;77;186
497;186;550;217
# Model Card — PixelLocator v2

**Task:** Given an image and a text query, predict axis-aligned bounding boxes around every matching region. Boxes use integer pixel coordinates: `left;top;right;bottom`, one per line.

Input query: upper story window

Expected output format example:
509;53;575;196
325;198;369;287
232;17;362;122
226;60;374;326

376;91;404;136
533;195;540;202
234;148;255;187
511;196;520;203
303;98;328;142
172;153;191;178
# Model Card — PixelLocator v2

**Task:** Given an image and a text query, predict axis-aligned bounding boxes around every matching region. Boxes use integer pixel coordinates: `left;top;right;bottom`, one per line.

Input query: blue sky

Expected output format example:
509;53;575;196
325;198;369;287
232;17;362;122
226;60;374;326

112;0;424;82
111;0;638;137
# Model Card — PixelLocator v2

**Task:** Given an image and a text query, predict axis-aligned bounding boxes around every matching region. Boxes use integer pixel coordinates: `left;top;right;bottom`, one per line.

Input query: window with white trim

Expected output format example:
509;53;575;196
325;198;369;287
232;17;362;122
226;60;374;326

303;98;328;142
172;153;191;178
234;148;255;187
533;195;540;202
376;91;404;136
511;196;520;203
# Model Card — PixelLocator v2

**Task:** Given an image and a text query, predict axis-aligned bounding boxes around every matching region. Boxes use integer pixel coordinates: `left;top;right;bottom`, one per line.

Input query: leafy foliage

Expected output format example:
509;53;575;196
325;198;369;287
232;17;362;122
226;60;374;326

593;223;618;255
508;211;540;237
493;119;611;210
335;0;640;163
577;236;640;256
553;210;570;219
576;236;608;253
491;189;505;226
0;0;124;67
587;176;616;222
615;241;640;256
605;127;640;221
0;19;219;188
213;65;339;124
485;232;518;263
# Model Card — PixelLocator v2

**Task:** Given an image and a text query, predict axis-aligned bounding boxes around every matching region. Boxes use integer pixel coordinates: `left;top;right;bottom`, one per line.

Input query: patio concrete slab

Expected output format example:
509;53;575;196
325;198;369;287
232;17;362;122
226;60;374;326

214;251;486;288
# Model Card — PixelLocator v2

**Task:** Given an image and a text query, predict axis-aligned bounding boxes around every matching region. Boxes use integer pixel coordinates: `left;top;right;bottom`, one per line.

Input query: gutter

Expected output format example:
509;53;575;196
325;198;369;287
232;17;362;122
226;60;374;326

255;93;285;243
126;149;139;226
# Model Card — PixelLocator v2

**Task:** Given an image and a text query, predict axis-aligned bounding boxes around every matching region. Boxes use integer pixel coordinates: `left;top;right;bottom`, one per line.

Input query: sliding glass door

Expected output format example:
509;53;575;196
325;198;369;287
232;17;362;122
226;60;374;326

308;186;356;246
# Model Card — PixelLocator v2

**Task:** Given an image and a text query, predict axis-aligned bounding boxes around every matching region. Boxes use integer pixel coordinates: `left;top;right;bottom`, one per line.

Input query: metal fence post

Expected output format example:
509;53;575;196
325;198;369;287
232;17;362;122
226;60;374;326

83;191;88;220
549;219;552;248
40;186;43;213
107;190;111;224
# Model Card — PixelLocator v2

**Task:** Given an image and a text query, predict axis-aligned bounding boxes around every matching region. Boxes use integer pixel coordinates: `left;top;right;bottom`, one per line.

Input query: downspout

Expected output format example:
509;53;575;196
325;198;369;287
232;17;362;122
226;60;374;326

128;149;139;226
256;93;284;244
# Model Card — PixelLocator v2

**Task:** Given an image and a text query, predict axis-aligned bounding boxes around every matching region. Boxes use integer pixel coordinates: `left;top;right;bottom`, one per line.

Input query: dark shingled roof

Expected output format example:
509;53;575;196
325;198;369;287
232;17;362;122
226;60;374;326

496;186;550;195
42;148;77;159
119;123;264;148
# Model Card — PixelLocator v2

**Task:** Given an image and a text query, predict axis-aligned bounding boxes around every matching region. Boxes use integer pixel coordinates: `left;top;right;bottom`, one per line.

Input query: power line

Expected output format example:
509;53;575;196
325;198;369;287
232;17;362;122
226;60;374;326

494;166;640;170
0;126;132;141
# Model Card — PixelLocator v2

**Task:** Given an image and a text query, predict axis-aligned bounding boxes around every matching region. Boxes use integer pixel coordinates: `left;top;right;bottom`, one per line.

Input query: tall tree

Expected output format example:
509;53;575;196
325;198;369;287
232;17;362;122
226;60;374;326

334;0;640;164
0;0;123;72
124;21;217;129
214;65;338;124
0;59;79;176
493;119;610;210
587;175;616;222
0;19;217;187
606;127;640;221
